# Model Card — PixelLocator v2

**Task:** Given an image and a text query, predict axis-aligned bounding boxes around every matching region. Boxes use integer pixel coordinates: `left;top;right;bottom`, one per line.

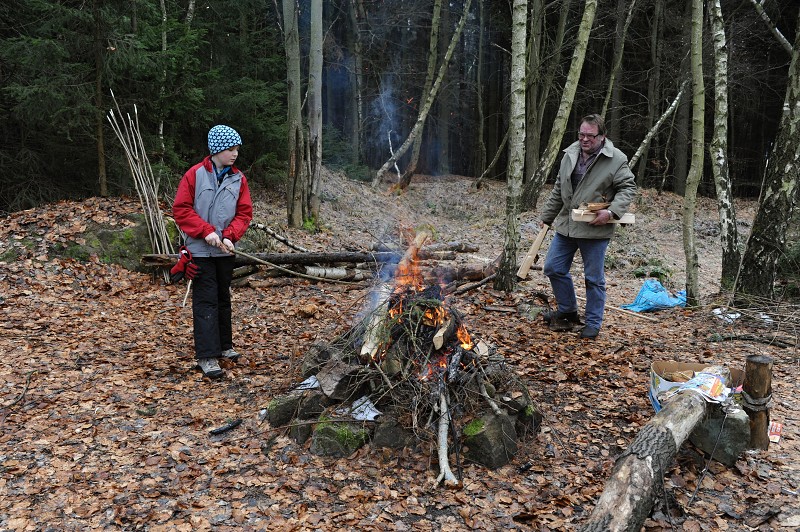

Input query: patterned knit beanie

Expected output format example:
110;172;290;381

208;125;242;155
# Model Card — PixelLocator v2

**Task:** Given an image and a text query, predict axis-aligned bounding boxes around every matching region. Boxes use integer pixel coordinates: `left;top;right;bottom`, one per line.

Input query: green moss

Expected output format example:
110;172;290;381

464;418;485;437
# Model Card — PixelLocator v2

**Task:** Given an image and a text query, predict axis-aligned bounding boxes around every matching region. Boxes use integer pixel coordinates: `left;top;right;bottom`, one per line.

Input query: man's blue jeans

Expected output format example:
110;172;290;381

543;232;610;330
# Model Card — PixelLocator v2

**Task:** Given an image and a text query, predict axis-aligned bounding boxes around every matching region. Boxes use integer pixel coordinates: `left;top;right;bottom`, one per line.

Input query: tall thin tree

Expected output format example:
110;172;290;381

495;0;528;292
709;0;739;289
308;0;323;221
681;0;705;305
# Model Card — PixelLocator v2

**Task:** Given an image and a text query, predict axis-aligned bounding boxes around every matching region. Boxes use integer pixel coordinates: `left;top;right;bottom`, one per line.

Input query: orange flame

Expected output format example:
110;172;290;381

394;246;424;292
457;324;473;350
423;306;447;326
419;353;449;381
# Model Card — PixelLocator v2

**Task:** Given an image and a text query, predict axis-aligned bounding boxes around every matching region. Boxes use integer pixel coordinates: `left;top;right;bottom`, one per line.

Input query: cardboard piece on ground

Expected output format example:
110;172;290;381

571;209;636;224
649;360;744;412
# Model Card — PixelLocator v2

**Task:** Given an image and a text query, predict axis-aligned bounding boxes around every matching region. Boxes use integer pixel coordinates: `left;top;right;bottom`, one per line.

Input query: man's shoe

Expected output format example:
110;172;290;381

221;348;241;361
542;310;582;325
198;357;224;378
550;317;575;332
579;326;600;339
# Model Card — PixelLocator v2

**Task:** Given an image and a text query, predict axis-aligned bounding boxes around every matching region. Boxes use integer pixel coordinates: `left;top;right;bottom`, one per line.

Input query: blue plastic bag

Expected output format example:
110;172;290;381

621;279;686;313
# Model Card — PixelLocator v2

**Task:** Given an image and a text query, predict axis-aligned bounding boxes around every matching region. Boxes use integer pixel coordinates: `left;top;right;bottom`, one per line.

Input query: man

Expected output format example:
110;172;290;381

173;125;253;378
539;114;637;339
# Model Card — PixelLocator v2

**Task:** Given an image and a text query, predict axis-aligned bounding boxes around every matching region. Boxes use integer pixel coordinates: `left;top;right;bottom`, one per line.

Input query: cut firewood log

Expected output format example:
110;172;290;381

580;365;731;532
303;266;371;281
359;283;392;361
429;261;497;284
433;316;457;350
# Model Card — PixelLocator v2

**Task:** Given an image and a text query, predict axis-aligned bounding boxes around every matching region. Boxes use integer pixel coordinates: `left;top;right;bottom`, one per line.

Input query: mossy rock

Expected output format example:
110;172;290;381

309;420;370;457
55;214;158;272
463;412;518;469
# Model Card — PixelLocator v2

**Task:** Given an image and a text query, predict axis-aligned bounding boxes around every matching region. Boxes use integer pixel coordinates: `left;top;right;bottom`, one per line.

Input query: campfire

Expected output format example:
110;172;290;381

265;231;539;487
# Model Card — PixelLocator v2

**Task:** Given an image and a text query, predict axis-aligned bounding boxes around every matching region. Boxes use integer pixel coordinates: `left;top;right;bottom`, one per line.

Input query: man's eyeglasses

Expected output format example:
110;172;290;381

578;132;601;140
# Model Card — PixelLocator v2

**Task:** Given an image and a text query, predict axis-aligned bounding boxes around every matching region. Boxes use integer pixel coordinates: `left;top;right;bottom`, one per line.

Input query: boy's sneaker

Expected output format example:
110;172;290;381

221;349;241;361
198;357;224;378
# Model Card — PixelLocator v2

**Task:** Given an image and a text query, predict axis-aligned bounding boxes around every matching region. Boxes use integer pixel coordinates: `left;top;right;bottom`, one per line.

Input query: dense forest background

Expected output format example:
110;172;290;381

0;0;796;211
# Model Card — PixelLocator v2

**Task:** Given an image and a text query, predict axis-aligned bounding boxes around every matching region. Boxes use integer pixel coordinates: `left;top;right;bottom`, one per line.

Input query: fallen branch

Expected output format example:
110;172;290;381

708;333;794;348
450;273;497;296
249;222;308;252
435;391;460;487
576;295;659;323
3;370;37;408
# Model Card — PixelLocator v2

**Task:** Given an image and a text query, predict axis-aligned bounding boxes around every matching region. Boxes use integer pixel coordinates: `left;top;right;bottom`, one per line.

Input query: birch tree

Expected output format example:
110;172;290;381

522;0;598;209
709;0;740;289
308;0;323;221
736;10;800;299
681;0;705;305
494;0;528;292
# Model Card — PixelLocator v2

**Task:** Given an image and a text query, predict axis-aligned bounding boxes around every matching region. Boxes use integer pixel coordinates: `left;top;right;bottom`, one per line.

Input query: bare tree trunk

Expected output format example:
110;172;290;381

93;0;107;197
601;0;637;127
709;0;740;289
494;0;527;292
372;0;472;187
347;0;365;165
681;0;705;306
185;0;196;26
522;0;597;209
283;0;308;228
736;11;800;299
636;0;664;183
525;0;571;186
475;0;487;177
308;0;323;220
398;0;442;190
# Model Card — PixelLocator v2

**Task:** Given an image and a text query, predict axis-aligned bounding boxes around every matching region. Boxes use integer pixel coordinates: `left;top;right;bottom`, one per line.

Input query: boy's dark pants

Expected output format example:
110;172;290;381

191;256;235;359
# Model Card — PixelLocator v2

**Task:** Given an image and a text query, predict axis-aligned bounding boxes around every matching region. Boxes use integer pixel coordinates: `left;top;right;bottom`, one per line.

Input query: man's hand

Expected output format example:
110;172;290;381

588;209;612;226
170;246;199;283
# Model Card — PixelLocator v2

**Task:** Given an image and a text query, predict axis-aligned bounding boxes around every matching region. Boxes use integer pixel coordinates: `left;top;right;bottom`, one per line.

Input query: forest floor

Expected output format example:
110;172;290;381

1;169;799;531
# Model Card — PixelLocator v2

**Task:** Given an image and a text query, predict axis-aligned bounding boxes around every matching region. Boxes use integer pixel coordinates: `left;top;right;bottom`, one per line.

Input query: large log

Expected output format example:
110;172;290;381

141;249;452;268
581;366;731;532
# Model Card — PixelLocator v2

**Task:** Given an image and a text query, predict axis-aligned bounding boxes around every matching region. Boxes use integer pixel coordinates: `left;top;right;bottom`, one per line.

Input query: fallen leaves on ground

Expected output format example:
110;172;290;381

1;183;797;531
